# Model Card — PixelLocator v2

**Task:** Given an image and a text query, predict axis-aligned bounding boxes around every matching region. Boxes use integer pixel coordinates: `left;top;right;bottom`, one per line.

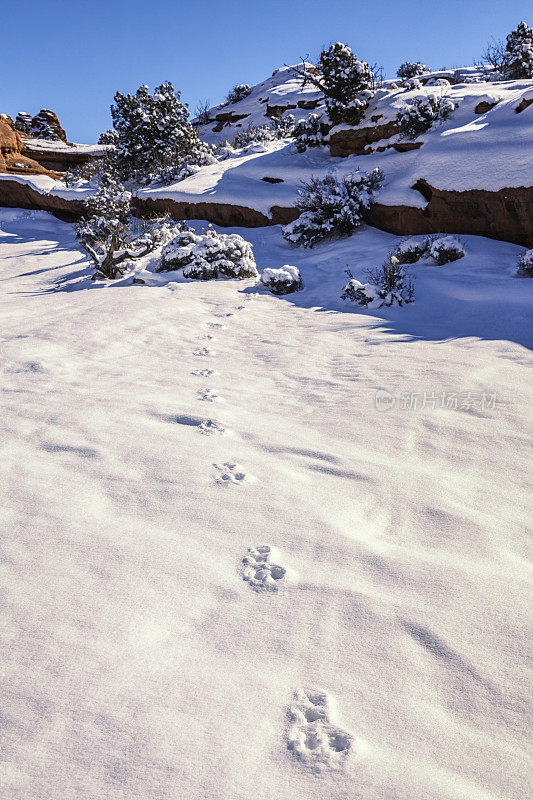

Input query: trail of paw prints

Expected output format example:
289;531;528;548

197;388;219;402
287;688;354;772
241;546;286;591
193;347;213;358
213;461;247;484
191;368;215;376
198;419;225;436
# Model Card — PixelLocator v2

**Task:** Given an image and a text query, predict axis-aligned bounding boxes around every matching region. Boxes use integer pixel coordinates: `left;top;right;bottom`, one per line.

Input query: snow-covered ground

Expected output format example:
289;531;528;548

1;209;532;800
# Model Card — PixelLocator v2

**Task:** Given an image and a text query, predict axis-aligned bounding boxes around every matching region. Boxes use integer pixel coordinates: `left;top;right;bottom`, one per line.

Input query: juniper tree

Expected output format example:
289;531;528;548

110;81;215;185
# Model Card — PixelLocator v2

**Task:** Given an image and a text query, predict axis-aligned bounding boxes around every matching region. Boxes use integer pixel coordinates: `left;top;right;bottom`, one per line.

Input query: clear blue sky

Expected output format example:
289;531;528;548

0;0;529;142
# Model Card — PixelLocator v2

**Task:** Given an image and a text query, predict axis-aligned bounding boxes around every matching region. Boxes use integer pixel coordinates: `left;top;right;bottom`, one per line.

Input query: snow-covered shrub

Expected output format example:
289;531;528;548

14;112;32;134
501;21;533;79
396;94;457;139
394;237;429;264
225;84;252;104
272;113;295;138
159;227;258;280
428;236;465;265
366;254;415;304
516;249;533;277
260;265;303;295
397;61;428;79
342;255;415;307
110;81;216;185
76;174;164;280
63;158;108;188
282;168;384;248
98;128;119;146
293;114;324;152
341;279;382;306
401;78;423;91
232;124;276;148
426;77;451;86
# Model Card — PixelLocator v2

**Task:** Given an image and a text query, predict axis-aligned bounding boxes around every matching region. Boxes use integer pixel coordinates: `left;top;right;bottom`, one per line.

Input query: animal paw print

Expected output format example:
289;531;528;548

213;461;246;484
191;368;214;376
193;347;213;357
198;419;225;436
196;334;216;341
242;545;286;591
207;322;224;329
197;388;218;402
287;688;353;771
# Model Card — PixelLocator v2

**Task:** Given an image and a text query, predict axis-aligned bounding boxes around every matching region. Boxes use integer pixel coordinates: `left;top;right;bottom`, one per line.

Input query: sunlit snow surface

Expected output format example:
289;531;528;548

0;209;532;800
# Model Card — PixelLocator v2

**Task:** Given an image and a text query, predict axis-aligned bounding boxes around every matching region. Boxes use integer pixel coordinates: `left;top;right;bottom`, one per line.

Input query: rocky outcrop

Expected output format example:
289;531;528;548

20;143;100;173
29;109;67;142
365;181;533;247
132;196;299;227
329;121;401;156
211;112;249;133
0;178;84;220
0;119;59;178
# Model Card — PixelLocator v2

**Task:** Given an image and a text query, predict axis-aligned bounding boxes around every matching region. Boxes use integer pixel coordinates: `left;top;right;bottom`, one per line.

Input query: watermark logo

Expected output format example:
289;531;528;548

375;389;396;412
375;390;501;412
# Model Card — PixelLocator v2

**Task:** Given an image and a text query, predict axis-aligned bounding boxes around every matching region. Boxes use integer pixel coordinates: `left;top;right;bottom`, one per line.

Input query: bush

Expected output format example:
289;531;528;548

282;168;383;248
272;113;295;138
160;227;258;280
110;81;216;185
501;21;533;79
226;84;252;104
397;62;428;79
401;78;423;91
396;93;457;139
76;174;171;279
260;266;303;294
425;77;451;86
517;249;533;276
232;124;276;148
342;255;415;307
394;238;429;264
428;235;465;264
293;114;323;152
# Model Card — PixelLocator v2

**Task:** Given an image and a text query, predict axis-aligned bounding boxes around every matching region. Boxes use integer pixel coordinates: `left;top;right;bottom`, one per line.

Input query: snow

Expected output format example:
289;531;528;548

142;79;533;215
1;207;531;800
20;137;109;155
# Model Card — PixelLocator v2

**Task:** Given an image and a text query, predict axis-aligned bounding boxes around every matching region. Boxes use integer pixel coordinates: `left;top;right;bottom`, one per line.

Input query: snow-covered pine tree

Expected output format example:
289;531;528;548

110;81;215;185
76;172;170;279
98;128;119;146
501;22;533;79
293;43;374;126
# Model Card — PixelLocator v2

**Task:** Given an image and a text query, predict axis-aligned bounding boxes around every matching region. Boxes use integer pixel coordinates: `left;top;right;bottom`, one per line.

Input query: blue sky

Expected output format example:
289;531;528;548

1;0;529;142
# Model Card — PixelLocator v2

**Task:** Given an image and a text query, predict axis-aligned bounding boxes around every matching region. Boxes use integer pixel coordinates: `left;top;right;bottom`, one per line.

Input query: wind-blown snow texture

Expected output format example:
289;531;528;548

1;208;531;800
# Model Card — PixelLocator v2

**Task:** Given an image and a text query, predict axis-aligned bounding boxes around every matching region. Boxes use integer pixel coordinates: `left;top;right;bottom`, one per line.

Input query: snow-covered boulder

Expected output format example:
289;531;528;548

159;227;258;280
260;265;302;294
